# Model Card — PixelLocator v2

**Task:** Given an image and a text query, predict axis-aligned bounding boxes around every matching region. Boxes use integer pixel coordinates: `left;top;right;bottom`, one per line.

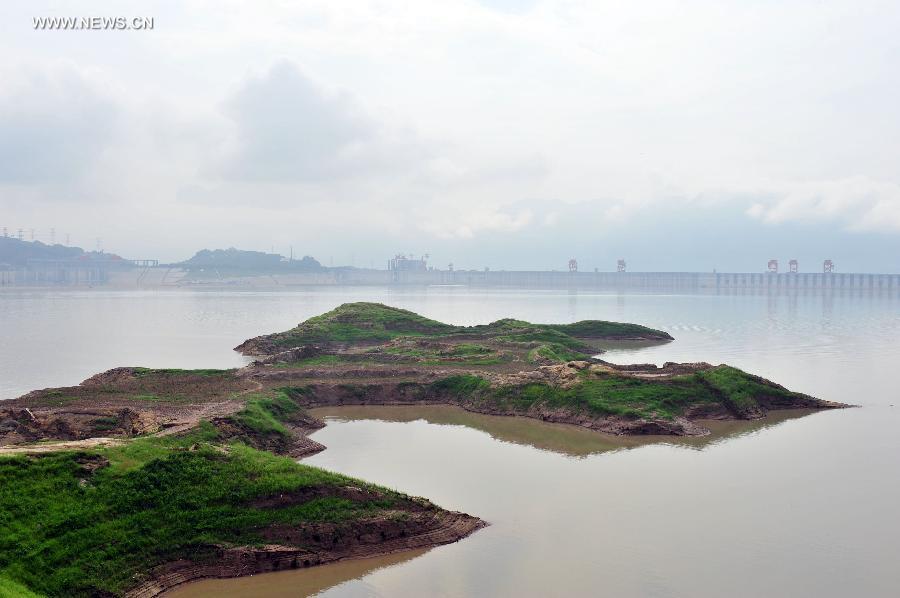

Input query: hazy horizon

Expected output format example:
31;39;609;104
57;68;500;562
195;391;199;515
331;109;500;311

2;1;899;272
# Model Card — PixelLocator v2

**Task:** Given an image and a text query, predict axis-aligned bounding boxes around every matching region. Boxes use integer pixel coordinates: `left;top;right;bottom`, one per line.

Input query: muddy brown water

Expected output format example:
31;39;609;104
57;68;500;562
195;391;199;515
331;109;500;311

2;287;900;597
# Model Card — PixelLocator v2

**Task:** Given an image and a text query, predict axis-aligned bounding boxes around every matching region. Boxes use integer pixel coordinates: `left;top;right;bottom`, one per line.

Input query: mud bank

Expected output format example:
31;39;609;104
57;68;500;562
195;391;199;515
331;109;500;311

129;506;483;598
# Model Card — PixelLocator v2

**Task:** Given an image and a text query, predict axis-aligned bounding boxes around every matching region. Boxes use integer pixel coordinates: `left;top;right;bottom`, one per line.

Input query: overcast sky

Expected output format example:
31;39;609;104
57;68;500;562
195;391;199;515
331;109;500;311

1;0;899;272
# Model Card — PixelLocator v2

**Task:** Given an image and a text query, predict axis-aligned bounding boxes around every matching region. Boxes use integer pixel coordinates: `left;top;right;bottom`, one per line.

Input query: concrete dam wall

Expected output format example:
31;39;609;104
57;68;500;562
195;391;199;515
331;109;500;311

6;266;899;293
386;270;900;292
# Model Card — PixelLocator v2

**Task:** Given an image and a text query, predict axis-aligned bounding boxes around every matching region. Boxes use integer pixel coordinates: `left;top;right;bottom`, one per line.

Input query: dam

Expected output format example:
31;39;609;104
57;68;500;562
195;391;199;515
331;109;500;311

107;267;900;293
384;269;900;292
3;257;898;293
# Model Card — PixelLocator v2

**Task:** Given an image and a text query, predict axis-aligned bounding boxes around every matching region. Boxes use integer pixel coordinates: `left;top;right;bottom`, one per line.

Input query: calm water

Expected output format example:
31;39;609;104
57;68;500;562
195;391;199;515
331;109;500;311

3;287;900;597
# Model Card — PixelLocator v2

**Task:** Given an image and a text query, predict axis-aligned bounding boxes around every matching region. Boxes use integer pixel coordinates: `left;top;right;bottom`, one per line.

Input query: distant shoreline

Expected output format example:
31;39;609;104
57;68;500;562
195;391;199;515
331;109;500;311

2;266;899;294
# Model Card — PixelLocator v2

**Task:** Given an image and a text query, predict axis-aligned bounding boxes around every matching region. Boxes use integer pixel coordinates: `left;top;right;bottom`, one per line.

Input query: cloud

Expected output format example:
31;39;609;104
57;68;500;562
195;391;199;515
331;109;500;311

219;62;428;182
747;176;900;233
419;207;533;239
0;66;117;183
2;0;898;269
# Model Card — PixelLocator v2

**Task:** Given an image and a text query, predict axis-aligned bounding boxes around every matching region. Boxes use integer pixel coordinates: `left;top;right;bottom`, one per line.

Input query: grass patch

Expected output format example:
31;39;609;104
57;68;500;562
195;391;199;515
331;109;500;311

424;371;782;420
497;328;592;351
428;375;492;398
528;343;592;363
227;392;305;437
544;321;671;340
483;376;718;420
0;575;43;598
271;303;456;347
0;431;399;597
385;343;502;366
258;303;671;351
695;366;801;415
425;367;802;420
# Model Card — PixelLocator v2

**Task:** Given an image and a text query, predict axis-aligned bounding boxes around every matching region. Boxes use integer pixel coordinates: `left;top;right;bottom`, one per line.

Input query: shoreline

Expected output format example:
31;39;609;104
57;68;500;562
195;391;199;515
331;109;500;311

130;512;484;598
0;303;851;596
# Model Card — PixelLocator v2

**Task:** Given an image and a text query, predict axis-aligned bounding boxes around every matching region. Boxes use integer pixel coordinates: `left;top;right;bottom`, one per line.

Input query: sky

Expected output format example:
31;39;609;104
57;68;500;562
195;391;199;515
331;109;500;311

1;0;899;272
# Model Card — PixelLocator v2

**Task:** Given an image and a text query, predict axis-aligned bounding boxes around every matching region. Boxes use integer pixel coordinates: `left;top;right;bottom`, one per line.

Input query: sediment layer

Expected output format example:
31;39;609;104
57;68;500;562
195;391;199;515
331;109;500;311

126;509;483;598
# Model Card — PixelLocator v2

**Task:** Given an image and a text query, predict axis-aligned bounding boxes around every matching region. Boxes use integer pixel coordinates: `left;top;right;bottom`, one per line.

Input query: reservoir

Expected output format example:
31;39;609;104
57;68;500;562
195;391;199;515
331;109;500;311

2;287;898;597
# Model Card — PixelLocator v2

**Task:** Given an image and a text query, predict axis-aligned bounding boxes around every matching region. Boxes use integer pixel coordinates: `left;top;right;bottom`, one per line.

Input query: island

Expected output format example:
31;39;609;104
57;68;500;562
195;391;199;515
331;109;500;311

0;303;848;597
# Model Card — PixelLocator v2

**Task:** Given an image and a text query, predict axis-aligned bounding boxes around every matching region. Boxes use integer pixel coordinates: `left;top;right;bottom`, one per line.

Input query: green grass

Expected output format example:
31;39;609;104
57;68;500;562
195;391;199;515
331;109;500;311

258;303;671;352
0;575;44;598
468;317;669;341
228;393;303;437
544;321;671;340
496;328;592;351
0;429;399;597
218;391;318;449
528;343;592;363
695;366;801;415
428;375;492;398
424;367;796;421
271;303;456;347
384;343;501;366
477;375;718;419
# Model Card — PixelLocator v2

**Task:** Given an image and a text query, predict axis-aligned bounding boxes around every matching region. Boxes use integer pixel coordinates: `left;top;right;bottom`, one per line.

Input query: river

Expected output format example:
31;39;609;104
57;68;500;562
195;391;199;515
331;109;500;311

2;287;899;597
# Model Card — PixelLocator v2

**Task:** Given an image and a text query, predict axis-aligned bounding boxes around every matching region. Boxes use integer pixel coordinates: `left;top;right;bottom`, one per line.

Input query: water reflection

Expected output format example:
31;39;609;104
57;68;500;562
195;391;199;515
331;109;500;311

309;405;822;458
166;548;429;598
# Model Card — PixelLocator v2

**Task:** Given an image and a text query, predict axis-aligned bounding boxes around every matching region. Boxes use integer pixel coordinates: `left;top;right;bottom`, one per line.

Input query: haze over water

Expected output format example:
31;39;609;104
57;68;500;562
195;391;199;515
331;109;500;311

3;288;899;597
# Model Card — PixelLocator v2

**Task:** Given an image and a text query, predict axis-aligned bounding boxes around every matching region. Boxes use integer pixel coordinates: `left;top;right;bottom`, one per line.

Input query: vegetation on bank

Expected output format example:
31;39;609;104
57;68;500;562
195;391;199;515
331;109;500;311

0;575;42;598
256;303;671;351
420;366;808;421
275;349;504;368
528;343;592;364
19;368;245;410
228;393;302;437
268;303;457;348
544;321;674;340
0;423;403;597
696;366;801;416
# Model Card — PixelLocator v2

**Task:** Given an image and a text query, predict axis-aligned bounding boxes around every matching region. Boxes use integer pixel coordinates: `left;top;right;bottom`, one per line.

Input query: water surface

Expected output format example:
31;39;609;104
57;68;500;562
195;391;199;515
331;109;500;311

2;287;898;597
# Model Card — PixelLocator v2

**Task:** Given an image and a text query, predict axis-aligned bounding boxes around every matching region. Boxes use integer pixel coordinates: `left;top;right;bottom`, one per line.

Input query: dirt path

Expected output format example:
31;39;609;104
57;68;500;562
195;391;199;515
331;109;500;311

153;379;262;437
0;437;125;454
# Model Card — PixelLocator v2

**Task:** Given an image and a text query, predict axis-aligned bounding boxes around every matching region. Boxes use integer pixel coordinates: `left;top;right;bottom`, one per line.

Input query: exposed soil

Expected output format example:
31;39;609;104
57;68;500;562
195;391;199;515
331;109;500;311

126;505;484;598
0;368;256;447
1;354;848;449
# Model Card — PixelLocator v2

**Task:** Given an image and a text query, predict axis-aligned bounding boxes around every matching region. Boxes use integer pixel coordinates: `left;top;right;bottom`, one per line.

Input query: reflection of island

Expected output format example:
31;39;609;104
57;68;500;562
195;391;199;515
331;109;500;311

167;548;429;598
310;405;823;458
0;303;849;597
234;303;845;437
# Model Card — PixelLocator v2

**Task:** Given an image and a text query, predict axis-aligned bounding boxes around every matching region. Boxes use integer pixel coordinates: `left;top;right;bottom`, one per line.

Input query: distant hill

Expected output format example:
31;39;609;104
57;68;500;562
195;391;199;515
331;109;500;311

0;237;122;266
178;248;323;273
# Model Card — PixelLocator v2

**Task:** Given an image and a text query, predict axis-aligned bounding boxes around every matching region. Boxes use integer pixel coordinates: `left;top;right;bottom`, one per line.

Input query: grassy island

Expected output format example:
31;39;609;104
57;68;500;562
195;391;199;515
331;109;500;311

0;303;846;596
